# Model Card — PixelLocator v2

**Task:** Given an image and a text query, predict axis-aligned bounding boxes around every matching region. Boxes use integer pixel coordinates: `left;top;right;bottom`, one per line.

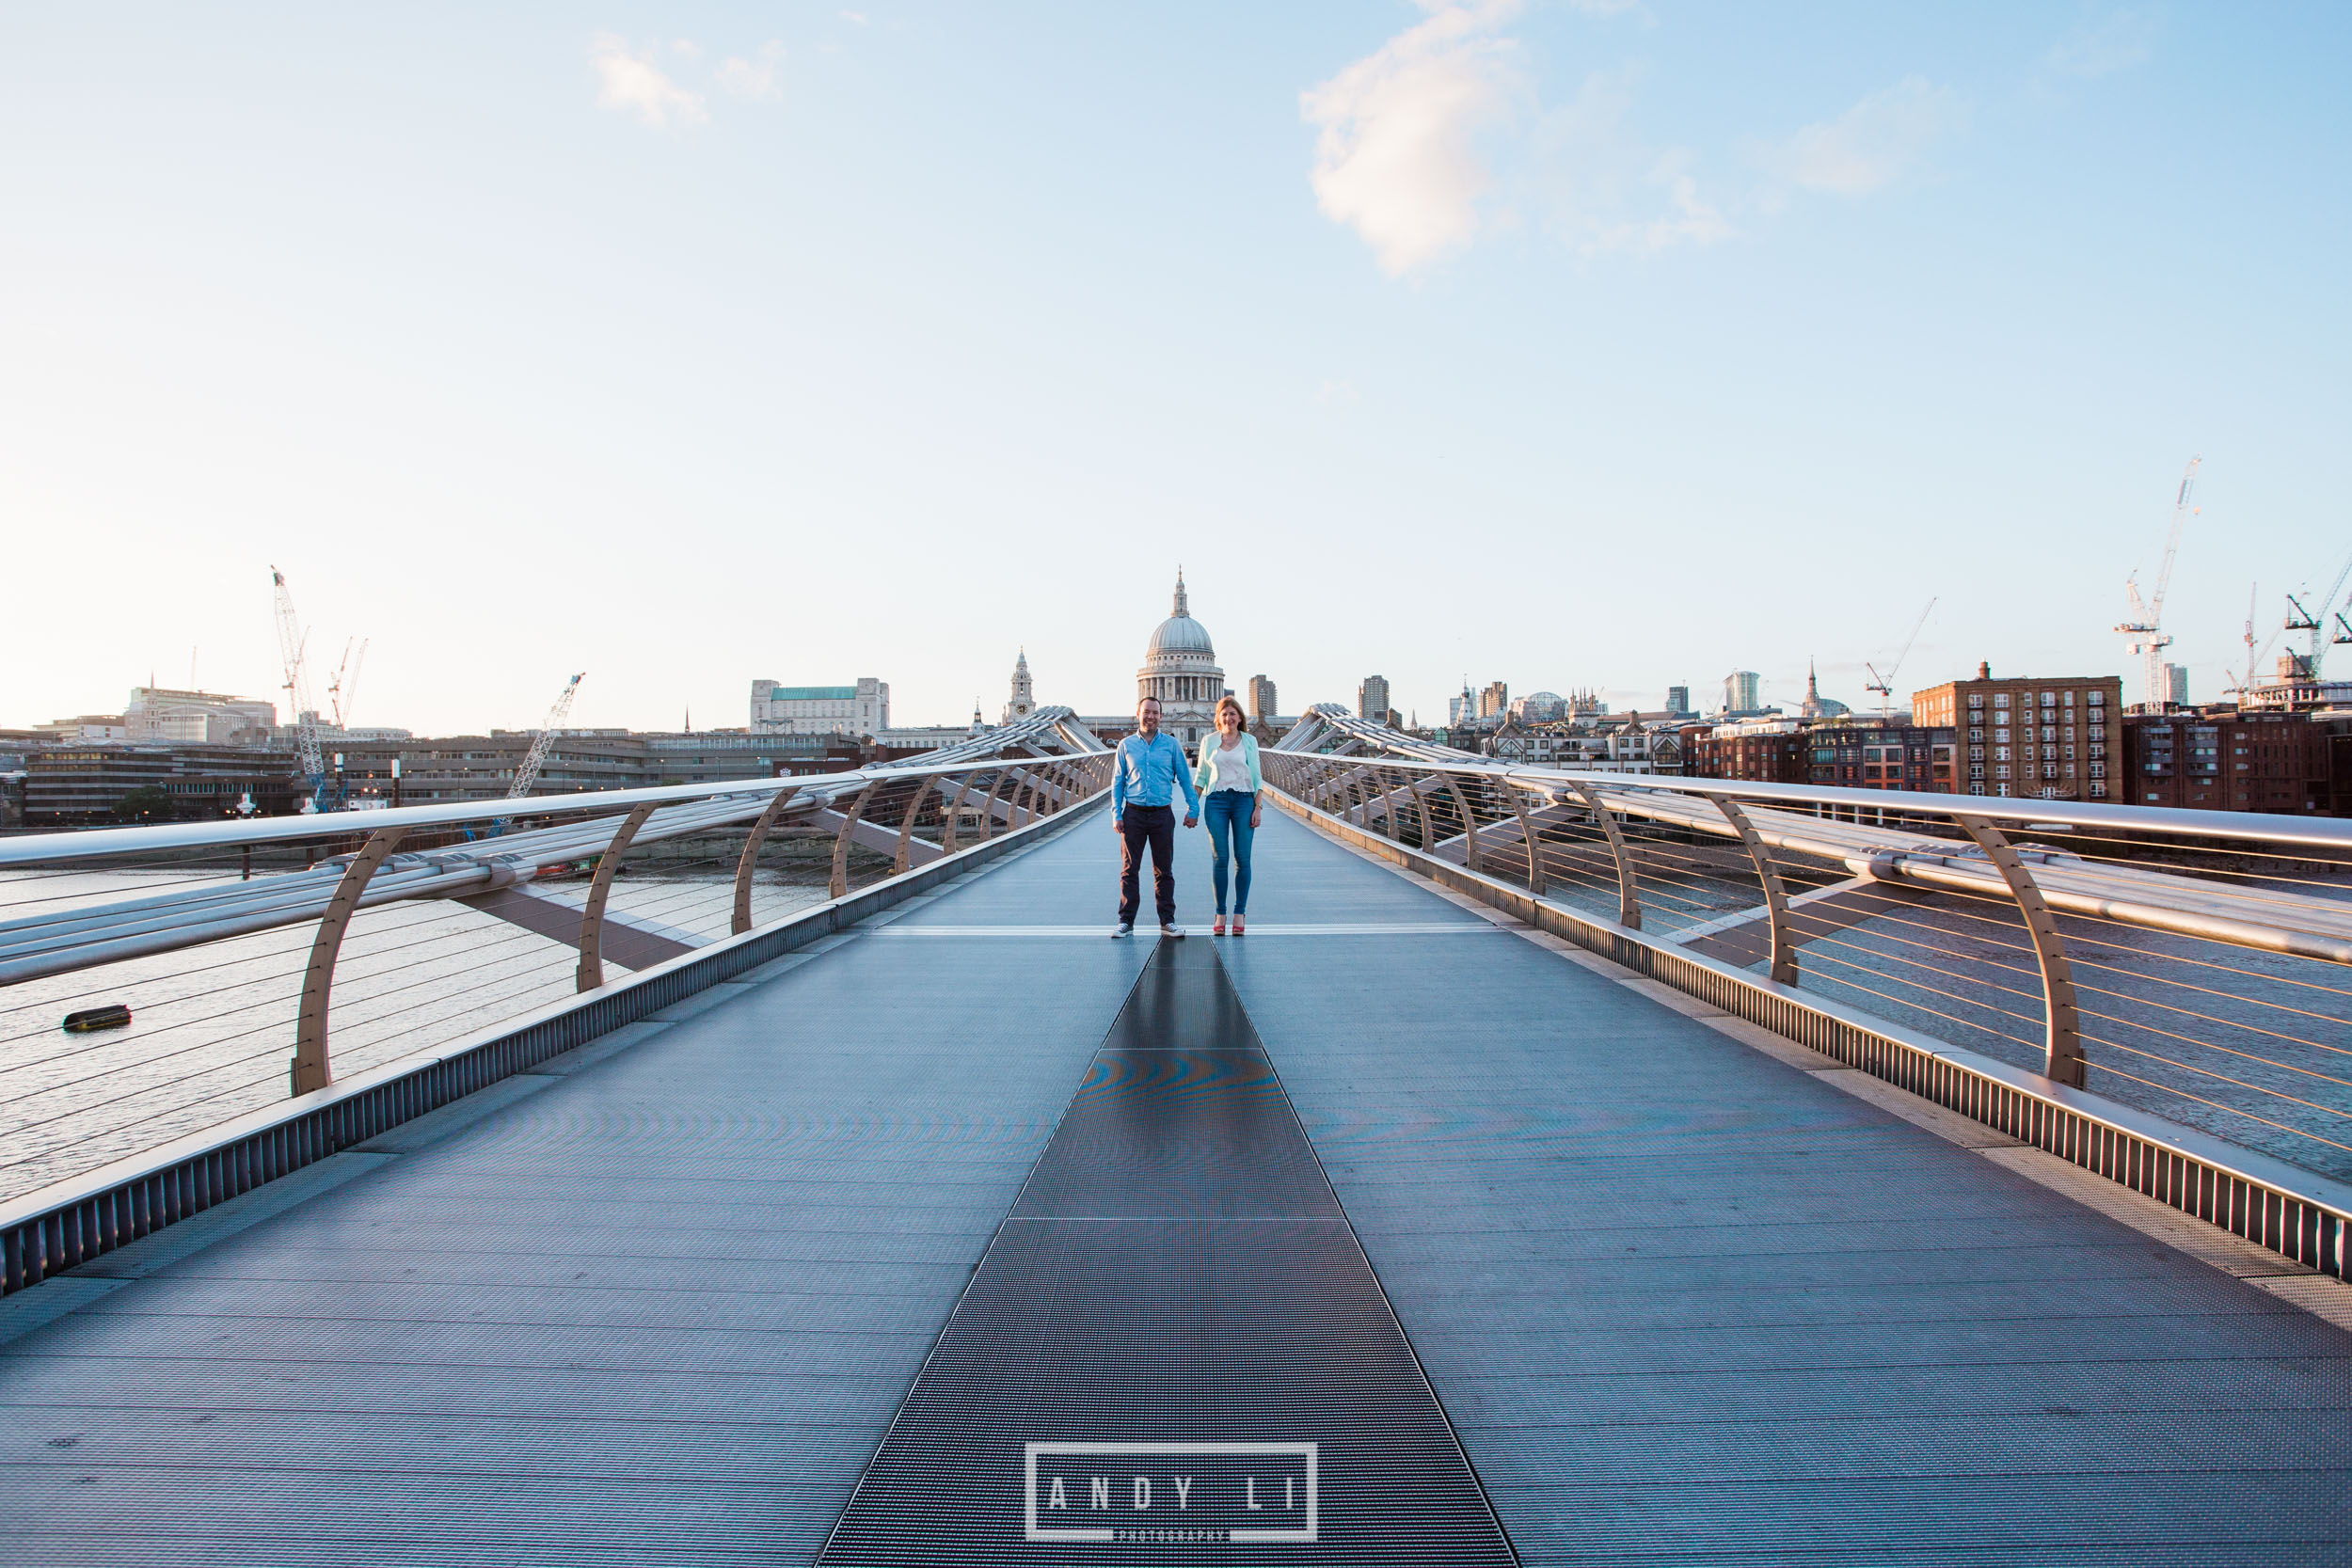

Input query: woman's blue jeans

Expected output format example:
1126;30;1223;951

1203;790;1256;915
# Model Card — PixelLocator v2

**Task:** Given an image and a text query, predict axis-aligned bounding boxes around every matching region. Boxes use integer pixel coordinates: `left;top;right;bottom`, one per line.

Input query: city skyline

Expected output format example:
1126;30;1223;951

5;6;2346;733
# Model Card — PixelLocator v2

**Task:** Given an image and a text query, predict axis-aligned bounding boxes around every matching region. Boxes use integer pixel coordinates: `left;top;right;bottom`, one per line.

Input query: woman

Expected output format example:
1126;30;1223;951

1193;694;1263;936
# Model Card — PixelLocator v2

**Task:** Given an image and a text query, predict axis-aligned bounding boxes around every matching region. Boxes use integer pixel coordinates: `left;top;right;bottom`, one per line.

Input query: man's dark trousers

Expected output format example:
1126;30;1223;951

1119;804;1177;927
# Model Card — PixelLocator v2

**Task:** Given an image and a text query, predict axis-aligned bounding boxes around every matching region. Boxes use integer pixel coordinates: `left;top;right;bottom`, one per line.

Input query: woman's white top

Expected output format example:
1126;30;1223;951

1208;737;1253;792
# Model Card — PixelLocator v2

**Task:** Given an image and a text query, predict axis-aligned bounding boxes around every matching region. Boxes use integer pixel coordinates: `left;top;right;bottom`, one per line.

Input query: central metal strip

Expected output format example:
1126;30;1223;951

817;938;1516;1565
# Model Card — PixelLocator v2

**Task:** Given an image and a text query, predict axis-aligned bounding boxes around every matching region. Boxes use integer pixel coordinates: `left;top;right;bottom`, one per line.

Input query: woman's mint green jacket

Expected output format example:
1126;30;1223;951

1193;731;1263;794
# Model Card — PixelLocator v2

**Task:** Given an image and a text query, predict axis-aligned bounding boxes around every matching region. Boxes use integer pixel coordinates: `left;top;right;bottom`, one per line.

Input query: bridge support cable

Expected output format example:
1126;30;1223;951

289;827;404;1095
1957;815;2087;1088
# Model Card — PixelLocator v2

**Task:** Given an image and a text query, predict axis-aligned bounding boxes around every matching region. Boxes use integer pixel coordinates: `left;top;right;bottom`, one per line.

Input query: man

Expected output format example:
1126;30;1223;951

1111;695;1200;938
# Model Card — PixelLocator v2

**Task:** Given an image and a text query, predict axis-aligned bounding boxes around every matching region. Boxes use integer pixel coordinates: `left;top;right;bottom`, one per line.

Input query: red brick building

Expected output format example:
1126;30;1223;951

2124;710;2344;815
1804;724;1958;792
1912;664;2124;801
1691;726;1809;784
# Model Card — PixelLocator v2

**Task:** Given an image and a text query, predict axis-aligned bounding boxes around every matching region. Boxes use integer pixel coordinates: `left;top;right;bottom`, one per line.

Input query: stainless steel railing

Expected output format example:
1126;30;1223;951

1265;709;2352;1193
0;708;1112;1205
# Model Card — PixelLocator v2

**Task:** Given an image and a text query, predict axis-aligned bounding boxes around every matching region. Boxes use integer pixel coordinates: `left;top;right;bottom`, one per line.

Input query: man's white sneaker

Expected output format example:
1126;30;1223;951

1112;923;1134;938
1160;924;1186;939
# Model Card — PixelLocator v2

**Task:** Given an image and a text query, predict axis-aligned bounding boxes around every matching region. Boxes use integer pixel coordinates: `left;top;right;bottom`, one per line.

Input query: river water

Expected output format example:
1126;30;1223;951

0;868;828;1204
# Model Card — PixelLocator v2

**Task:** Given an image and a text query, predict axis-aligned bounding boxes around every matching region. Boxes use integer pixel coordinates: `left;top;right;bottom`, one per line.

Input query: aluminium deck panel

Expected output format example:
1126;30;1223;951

1219;809;2352;1566
0;820;1150;1567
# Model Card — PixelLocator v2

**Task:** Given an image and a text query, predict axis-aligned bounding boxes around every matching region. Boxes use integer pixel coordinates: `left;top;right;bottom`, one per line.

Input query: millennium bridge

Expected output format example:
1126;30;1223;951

2;702;2349;1564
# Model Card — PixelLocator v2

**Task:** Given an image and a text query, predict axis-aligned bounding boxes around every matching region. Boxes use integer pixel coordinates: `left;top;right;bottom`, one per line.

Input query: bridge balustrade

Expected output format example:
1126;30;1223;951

1266;705;2352;1279
0;709;1114;1291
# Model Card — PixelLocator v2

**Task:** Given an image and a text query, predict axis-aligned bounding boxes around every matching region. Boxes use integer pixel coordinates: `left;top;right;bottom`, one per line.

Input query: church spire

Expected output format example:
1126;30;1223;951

1172;567;1188;619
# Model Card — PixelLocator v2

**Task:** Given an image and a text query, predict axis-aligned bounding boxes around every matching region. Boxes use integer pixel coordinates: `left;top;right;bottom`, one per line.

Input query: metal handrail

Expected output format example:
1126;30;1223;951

1264;721;2352;1195
1275;707;2352;851
0;710;1115;1166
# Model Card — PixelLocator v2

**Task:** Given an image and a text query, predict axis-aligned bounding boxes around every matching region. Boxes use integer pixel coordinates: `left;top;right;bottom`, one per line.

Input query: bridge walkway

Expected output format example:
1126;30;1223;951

0;805;2346;1563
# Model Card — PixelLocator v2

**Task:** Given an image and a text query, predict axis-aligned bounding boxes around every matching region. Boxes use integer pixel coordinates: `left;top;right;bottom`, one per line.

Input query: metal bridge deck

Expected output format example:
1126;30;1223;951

2;809;2348;1563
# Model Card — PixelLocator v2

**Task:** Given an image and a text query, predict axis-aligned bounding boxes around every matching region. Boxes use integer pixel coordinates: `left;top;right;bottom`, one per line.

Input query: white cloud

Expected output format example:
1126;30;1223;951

718;40;785;99
1586;167;1731;254
591;34;707;129
1759;76;1966;197
1302;4;1728;275
1299;0;1527;277
1532;71;1731;256
2044;8;2154;77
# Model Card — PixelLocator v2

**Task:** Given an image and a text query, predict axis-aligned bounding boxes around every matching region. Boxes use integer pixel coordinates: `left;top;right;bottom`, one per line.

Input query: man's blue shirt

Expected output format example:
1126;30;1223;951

1112;731;1202;817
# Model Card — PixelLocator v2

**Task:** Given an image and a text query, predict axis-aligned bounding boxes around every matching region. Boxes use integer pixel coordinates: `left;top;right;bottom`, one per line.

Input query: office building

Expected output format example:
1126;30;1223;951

1359;674;1391;722
751;677;889;736
25;745;302;826
1248;675;1277;722
123;687;278;745
1721;671;1764;716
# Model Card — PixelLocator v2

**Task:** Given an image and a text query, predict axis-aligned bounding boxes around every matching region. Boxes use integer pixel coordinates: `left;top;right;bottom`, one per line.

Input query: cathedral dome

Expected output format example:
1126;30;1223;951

1146;574;1215;660
1147;611;1215;657
1136;570;1226;745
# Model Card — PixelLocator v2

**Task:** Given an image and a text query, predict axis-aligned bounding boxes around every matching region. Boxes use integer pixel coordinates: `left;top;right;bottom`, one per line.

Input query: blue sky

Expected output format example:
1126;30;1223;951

4;3;2347;734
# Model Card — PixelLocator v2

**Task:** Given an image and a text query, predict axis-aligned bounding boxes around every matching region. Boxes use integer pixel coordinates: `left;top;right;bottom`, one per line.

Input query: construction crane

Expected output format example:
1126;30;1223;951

268;567;328;812
2283;546;2352;678
1864;597;1938;720
2116;458;2201;709
508;673;585;800
2226;581;2277;697
326;638;368;733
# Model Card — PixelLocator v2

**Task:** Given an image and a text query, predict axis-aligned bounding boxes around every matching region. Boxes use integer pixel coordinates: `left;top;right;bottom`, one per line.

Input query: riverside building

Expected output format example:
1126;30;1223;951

1912;663;2123;800
750;678;889;737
